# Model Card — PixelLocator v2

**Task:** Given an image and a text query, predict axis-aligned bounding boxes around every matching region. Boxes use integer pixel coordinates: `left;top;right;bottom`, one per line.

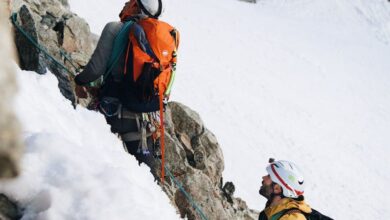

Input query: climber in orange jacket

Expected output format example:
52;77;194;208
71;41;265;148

74;0;179;183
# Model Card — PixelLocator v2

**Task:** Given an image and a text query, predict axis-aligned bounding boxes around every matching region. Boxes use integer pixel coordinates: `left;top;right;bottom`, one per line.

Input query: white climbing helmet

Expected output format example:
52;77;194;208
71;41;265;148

137;0;164;18
266;160;305;198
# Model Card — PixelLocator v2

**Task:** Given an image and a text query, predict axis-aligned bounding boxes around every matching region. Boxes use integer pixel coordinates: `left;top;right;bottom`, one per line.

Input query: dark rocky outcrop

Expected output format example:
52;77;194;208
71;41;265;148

11;0;97;105
0;194;22;220
160;102;258;219
10;0;259;219
14;5;46;74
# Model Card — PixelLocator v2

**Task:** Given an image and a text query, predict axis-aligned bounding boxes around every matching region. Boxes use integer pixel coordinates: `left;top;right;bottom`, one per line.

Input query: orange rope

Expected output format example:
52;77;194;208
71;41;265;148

123;42;131;75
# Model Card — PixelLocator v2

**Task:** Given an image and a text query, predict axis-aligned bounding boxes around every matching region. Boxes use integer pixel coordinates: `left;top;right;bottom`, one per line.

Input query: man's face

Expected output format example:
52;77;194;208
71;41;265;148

259;174;274;199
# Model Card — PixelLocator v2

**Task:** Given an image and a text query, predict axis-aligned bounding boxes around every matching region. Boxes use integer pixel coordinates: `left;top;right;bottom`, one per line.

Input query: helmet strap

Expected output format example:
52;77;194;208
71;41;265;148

266;182;283;207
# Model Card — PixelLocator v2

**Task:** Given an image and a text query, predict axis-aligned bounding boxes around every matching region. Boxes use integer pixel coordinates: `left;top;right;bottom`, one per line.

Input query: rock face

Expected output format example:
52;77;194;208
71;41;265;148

0;194;22;220
10;0;259;219
11;0;97;105
0;0;23;179
160;102;258;220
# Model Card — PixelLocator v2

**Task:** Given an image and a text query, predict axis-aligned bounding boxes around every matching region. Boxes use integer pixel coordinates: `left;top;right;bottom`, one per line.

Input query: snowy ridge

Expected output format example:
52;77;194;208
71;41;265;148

0;70;178;219
261;0;390;44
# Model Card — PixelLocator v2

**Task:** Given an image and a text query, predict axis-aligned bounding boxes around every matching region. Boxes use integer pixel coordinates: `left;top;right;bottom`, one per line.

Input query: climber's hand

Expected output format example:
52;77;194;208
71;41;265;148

75;85;88;99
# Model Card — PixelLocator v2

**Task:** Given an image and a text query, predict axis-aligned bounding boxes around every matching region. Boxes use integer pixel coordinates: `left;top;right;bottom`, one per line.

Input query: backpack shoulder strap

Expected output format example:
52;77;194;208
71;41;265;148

170;28;180;49
103;21;135;81
271;209;305;220
131;22;156;59
309;209;334;220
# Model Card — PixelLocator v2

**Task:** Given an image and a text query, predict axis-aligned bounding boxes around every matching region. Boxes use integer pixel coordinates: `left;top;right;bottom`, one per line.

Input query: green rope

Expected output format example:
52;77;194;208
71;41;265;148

10;13;78;76
156;159;209;220
165;69;176;96
60;49;81;73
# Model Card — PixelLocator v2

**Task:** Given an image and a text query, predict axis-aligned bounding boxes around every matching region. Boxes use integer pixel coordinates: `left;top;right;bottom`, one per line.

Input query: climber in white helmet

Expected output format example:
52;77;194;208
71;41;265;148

74;0;179;182
258;159;312;220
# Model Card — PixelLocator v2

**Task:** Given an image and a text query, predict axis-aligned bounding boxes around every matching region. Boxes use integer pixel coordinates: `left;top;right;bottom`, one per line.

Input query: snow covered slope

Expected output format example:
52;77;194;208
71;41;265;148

0;69;178;219
4;0;390;219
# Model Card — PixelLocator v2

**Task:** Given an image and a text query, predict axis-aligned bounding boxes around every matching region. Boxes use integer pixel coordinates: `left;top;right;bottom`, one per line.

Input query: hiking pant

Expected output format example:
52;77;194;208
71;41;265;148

102;103;158;178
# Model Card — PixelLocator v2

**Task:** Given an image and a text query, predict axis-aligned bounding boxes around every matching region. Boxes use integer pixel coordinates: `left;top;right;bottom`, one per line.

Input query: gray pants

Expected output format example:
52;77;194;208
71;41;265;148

101;100;158;179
